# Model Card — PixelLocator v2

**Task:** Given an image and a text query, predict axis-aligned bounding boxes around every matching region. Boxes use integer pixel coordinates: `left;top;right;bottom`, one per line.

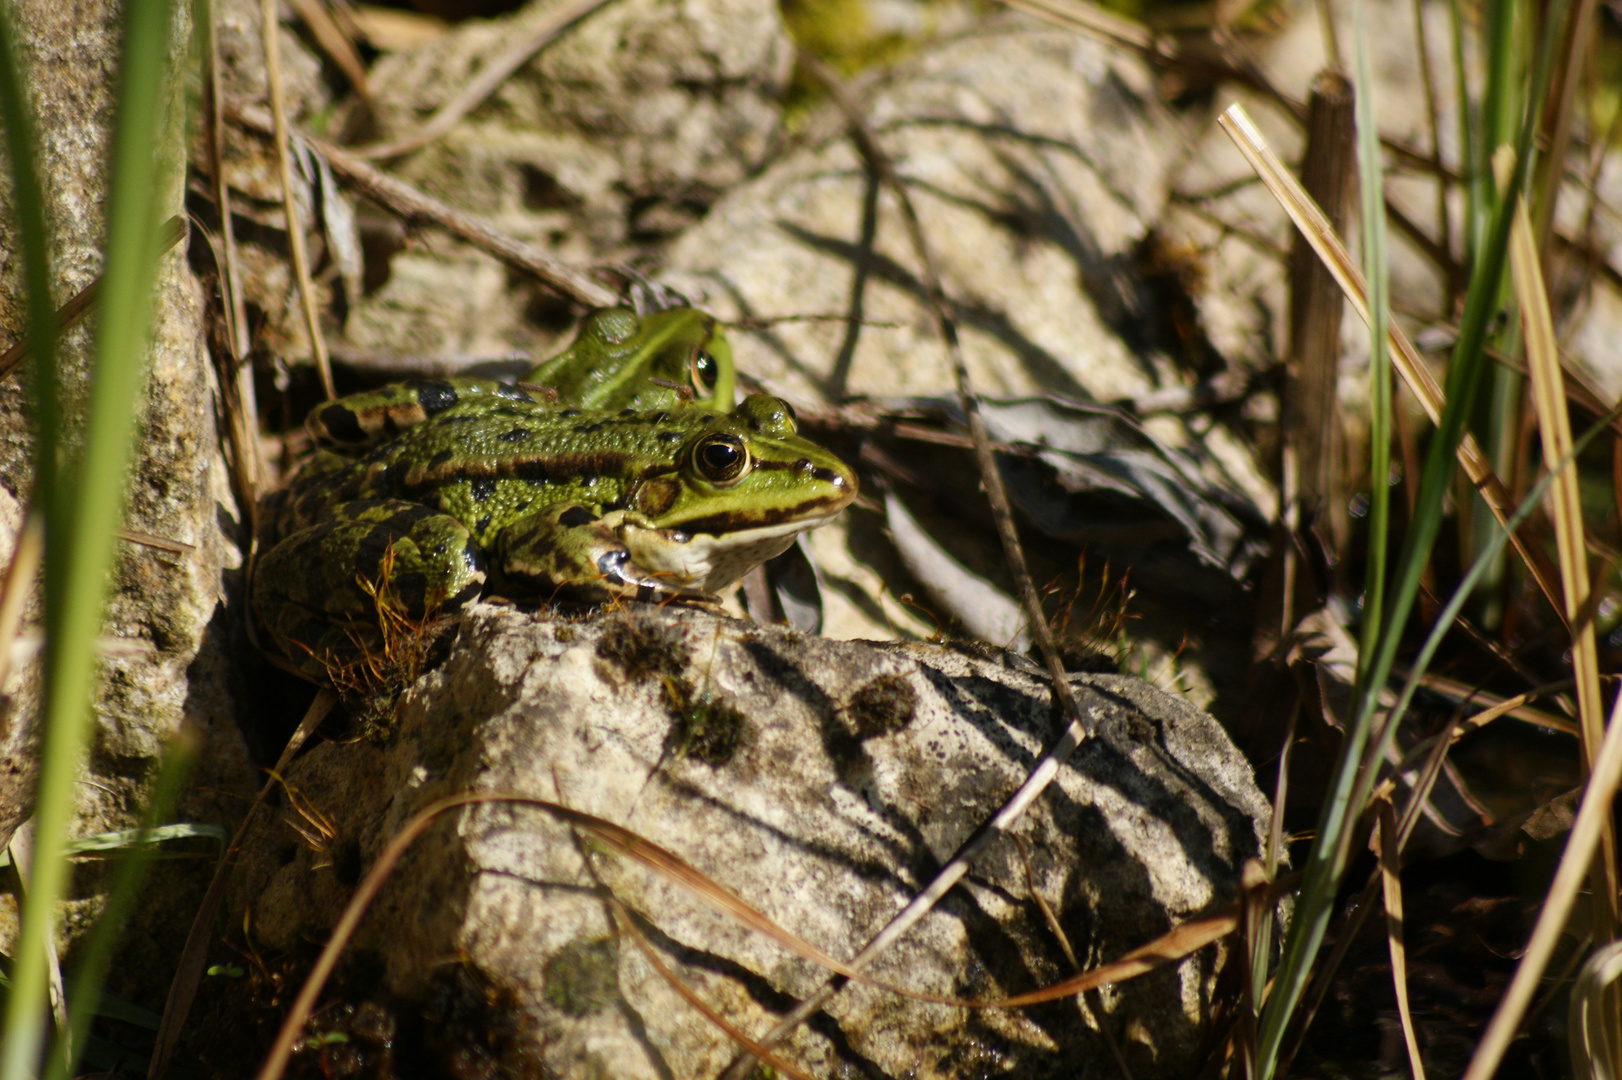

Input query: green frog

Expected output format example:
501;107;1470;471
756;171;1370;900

307;307;734;454
253;392;855;678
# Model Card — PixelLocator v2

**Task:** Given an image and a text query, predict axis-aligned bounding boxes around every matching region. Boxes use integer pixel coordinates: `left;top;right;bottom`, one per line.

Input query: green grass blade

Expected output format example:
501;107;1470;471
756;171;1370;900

48;738;195;1080
1353;0;1393;711
0;823;228;869
1447;0;1479;268
0;4;63;1073
1355;0;1565;795
1252;3;1392;1069
1254;2;1569;1073
0;0;59;497
0;2;176;1077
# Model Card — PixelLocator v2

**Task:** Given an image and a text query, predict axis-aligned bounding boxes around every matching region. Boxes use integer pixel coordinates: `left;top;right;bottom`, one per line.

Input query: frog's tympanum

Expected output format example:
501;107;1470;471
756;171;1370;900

305;308;734;455
253;390;855;677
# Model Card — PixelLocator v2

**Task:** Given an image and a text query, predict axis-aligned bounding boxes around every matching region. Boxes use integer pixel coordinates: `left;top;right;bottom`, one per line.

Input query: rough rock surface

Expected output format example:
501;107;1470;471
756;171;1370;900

227;604;1269;1079
0;0;256;995
298;0;793;363
664;16;1189;407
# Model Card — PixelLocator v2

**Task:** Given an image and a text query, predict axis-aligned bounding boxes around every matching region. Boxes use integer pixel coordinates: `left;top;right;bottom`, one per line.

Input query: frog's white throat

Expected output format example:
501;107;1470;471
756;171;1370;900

618;515;837;594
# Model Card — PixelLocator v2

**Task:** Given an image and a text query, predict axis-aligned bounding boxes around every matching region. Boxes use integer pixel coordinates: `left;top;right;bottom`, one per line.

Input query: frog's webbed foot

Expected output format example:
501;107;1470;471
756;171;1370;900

253;498;486;680
495;502;694;604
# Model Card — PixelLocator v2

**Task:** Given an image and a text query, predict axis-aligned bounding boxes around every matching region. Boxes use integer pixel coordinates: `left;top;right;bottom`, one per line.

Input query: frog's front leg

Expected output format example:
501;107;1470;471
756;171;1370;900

492;503;689;602
252;498;486;679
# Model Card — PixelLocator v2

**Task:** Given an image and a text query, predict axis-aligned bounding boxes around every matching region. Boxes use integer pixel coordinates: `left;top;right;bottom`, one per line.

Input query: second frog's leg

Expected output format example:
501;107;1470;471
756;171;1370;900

252;499;486;679
305;377;539;452
492;503;686;602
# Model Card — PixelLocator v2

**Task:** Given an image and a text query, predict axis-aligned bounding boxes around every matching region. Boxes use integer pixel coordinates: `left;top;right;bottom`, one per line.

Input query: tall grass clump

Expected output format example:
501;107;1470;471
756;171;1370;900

1249;0;1583;1073
0;1;181;1077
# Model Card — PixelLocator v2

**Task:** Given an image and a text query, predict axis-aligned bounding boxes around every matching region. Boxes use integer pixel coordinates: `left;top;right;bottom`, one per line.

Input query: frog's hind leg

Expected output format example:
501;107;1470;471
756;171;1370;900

252;498;486;681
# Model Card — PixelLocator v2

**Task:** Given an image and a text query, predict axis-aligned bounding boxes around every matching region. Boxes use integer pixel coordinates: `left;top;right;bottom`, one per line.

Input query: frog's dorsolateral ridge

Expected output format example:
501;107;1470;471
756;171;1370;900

254;391;855;680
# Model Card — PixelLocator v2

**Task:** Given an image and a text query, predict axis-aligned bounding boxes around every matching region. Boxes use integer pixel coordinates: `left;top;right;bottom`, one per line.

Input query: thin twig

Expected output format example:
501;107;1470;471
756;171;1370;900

1013;835;1134;1080
230;102;620;308
261;0;334;399
354;0;613;160
0;216;186;382
715;54;1105;1080
147;689;337;1080
286;0;369;101
606;900;821;1080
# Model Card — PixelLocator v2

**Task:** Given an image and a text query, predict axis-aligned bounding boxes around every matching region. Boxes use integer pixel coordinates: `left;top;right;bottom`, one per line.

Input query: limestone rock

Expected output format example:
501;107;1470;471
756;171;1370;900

225;604;1269;1079
660;15;1192;408
322;0;793;362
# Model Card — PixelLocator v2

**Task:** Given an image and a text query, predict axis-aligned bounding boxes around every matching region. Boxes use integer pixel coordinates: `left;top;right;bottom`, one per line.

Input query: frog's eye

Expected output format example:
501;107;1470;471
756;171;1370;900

693;433;751;484
690;348;719;393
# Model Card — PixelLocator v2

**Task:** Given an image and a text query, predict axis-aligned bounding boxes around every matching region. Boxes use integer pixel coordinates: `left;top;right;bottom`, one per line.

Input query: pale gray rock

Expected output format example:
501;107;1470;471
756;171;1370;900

321;0;792;362
367;0;791;239
660;15;1193;408
229;604;1269;1079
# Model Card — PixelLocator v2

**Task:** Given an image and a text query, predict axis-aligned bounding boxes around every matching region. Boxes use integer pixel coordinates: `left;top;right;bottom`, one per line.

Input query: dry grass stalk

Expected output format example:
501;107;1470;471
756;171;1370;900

286;0;370;101
200;1;267;514
0;513;42;695
260;0;335;400
1216;102;1568;622
1569;939;1622;1077
1376;798;1426;1080
1462;688;1622;1080
994;0;1163;55
606;899;821;1080
250;790;1275;1080
1511;184;1622;1056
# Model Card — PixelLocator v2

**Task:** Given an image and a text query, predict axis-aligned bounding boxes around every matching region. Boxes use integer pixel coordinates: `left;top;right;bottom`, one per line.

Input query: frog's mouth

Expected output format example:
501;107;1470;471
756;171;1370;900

618;512;842;594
